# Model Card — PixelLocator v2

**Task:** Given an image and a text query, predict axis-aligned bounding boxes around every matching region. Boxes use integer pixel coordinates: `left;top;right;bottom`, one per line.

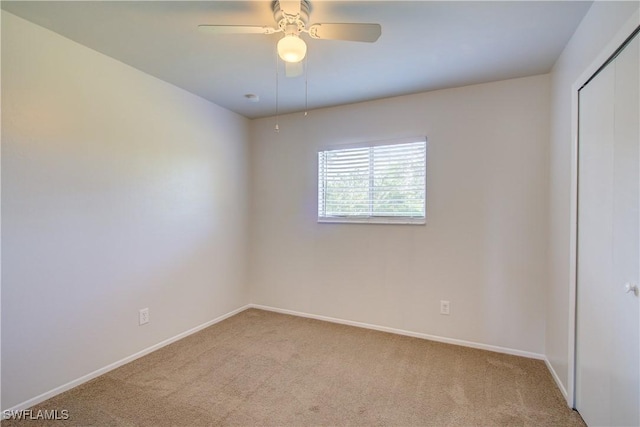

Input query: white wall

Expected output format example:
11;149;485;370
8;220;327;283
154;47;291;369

547;1;640;398
249;74;550;355
1;12;249;409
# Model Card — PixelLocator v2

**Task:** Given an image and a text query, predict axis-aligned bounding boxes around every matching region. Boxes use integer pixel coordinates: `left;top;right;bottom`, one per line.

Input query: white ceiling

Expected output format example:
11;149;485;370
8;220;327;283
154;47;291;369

2;1;592;119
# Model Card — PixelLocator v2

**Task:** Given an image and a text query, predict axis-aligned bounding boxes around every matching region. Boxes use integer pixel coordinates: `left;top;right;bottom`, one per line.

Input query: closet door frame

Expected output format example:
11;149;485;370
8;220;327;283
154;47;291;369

566;10;640;409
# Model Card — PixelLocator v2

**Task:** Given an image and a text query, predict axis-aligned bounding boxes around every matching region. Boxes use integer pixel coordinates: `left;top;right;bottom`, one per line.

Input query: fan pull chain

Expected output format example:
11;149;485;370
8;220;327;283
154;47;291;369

304;54;309;116
275;49;280;132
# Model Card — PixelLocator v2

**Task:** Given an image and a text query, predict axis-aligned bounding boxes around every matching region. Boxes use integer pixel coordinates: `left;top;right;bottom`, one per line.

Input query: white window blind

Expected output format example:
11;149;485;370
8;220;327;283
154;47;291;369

318;137;427;224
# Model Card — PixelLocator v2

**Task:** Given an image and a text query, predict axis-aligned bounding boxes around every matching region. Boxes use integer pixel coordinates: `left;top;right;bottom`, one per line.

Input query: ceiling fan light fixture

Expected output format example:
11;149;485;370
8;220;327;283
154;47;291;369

277;34;307;63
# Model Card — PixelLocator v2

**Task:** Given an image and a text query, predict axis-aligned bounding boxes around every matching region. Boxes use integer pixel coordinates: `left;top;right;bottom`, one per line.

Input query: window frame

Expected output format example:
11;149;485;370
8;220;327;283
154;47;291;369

317;136;427;225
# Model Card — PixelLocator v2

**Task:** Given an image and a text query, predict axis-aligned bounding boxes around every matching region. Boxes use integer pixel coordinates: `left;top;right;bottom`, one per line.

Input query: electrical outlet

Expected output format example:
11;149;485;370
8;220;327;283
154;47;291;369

440;300;450;315
139;308;149;325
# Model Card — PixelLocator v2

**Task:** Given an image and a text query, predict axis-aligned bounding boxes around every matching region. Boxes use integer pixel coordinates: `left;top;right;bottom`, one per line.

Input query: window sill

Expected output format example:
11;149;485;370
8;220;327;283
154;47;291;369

318;217;426;225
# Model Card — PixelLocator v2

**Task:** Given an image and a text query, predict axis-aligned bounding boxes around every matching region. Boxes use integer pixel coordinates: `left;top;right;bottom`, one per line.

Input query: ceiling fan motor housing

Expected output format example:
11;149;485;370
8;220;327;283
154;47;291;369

272;0;311;34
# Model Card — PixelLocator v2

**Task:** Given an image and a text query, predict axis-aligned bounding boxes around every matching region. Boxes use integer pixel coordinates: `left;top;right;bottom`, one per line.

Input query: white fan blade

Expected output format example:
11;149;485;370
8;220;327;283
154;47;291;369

198;25;275;35
308;23;381;42
285;62;303;78
279;0;301;15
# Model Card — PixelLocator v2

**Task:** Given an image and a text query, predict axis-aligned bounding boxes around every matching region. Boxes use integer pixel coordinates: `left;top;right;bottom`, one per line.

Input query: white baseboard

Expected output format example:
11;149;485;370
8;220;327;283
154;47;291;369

2;304;251;417
249;304;545;360
544;357;570;404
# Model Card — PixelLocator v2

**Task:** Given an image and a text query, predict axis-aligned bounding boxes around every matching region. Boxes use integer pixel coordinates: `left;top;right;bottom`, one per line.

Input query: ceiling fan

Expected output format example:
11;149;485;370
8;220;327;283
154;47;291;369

198;0;382;77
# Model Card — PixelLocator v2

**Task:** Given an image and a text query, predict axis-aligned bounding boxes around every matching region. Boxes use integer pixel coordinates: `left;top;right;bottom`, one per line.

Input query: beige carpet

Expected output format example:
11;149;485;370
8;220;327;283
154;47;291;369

3;308;585;426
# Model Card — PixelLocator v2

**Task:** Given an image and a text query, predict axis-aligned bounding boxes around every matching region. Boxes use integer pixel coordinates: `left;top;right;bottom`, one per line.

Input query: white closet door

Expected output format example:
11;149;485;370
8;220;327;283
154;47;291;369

576;31;639;427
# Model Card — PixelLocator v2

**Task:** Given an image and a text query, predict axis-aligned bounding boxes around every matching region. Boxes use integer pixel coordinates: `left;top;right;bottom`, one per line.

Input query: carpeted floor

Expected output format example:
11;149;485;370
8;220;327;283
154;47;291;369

3;308;585;426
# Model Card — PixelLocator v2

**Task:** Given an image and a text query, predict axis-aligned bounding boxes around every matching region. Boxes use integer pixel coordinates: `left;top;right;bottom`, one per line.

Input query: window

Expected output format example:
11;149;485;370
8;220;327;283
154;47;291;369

318;137;427;224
